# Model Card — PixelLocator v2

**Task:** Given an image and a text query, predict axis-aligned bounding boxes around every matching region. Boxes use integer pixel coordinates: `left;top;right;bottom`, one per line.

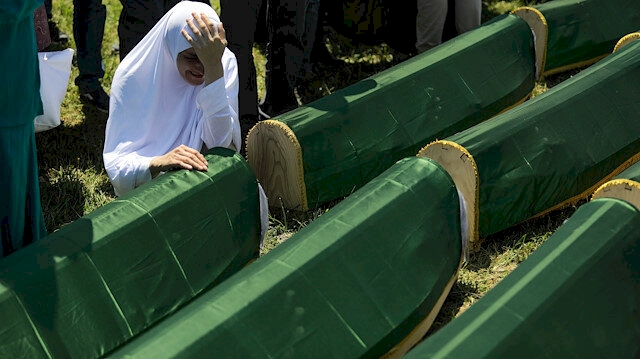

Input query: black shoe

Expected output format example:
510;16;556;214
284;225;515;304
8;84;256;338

80;87;110;113
48;20;68;44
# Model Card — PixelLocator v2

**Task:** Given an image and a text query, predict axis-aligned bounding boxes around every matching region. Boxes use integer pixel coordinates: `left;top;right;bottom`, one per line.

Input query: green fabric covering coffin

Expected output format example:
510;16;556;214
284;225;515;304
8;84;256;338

403;197;640;359
247;14;535;211
110;157;463;359
0;148;262;359
513;0;640;77
616;160;640;182
419;37;640;251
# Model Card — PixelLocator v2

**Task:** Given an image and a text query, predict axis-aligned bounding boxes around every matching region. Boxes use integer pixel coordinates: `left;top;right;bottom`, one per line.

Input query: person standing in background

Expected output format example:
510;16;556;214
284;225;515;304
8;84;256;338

416;0;481;53
0;0;48;258
260;0;321;117
44;0;69;44
74;0;111;112
220;0;268;146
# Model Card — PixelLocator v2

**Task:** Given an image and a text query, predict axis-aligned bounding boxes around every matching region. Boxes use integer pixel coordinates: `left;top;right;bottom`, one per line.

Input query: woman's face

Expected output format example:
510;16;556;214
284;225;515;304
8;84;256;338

176;48;205;86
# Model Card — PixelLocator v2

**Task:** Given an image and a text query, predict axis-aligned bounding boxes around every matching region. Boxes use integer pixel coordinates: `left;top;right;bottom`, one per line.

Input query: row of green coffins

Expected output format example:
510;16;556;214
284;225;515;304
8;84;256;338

406;32;640;356
108;35;640;358
2;7;638;359
247;0;640;213
402;154;640;358
418;33;640;251
0;148;263;358
110;157;464;358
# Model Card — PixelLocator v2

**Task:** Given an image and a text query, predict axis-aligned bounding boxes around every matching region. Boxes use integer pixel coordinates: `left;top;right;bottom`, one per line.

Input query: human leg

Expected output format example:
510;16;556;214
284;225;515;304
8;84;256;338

73;0;109;112
220;0;265;144
44;0;53;19
262;0;319;116
454;0;481;34
45;0;69;44
416;0;448;53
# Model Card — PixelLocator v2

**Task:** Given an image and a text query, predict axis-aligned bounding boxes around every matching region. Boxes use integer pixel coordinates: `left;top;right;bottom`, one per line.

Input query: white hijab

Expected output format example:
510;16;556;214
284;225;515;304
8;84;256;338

104;1;241;196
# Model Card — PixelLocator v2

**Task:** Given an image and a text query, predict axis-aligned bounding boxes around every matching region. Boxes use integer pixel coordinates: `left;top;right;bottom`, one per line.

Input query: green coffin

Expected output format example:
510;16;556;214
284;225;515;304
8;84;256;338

404;197;640;358
513;0;640;77
0;148;262;359
615;160;640;181
247;14;535;211
110;156;463;359
419;37;640;249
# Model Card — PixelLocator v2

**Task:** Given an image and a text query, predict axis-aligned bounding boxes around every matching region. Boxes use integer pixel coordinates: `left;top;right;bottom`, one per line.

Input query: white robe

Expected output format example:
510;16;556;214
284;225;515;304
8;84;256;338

103;1;241;197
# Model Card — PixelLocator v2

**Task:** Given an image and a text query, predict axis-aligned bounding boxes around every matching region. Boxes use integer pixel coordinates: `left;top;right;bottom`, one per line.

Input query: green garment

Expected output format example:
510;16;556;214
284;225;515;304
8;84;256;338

404;198;640;358
0;0;46;257
0;0;43;125
110;156;462;358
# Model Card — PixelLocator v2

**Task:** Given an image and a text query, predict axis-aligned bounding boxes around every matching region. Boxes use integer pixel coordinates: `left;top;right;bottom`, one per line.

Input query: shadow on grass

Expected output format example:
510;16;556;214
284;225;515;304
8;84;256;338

36;101;109;232
426;280;479;336
36;104;107;170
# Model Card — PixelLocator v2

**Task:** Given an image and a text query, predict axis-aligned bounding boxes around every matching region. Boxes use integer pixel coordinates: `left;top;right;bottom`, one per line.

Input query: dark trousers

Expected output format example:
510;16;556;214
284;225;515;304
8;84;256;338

45;0;52;19
73;0;106;92
220;0;267;140
262;0;320;116
117;0;182;60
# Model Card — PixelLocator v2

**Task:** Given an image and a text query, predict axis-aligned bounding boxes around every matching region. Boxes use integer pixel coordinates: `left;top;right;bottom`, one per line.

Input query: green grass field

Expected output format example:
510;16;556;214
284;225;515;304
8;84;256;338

39;0;578;335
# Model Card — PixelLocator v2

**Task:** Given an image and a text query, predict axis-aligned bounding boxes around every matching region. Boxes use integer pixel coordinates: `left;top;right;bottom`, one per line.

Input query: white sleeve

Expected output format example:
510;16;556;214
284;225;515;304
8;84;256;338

197;49;241;152
103;148;154;197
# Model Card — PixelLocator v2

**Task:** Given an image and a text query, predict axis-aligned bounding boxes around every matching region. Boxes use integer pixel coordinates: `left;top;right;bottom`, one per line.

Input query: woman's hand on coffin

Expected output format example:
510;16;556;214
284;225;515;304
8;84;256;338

149;144;208;177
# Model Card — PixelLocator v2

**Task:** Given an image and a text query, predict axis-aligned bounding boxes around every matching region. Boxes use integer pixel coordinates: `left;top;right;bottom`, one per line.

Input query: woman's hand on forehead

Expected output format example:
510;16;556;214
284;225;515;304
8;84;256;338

181;12;226;85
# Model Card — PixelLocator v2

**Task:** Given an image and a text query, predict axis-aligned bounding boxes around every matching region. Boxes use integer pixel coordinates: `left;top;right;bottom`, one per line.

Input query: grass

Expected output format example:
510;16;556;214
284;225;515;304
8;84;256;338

41;0;578;340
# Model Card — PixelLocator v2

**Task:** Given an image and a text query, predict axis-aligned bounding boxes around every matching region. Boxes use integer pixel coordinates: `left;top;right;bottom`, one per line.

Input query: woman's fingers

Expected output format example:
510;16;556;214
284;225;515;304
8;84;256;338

216;23;227;44
149;145;208;178
201;13;216;34
162;145;207;171
193;12;208;32
189;12;214;41
186;18;201;38
176;145;208;170
181;28;194;43
184;13;223;47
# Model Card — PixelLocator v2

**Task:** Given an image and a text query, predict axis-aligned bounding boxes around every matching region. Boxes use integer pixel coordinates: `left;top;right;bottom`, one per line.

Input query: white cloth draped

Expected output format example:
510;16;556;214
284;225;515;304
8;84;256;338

103;1;241;196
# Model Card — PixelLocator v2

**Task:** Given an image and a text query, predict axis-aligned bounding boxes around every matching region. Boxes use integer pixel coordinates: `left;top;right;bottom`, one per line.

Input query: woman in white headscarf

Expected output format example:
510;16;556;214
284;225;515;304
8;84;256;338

104;1;242;197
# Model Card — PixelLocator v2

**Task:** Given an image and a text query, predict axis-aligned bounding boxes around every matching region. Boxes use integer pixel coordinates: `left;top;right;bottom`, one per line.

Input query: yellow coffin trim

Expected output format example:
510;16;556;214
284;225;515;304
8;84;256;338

614;32;640;52
592;179;640;212
418;140;480;252
512;6;547;81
